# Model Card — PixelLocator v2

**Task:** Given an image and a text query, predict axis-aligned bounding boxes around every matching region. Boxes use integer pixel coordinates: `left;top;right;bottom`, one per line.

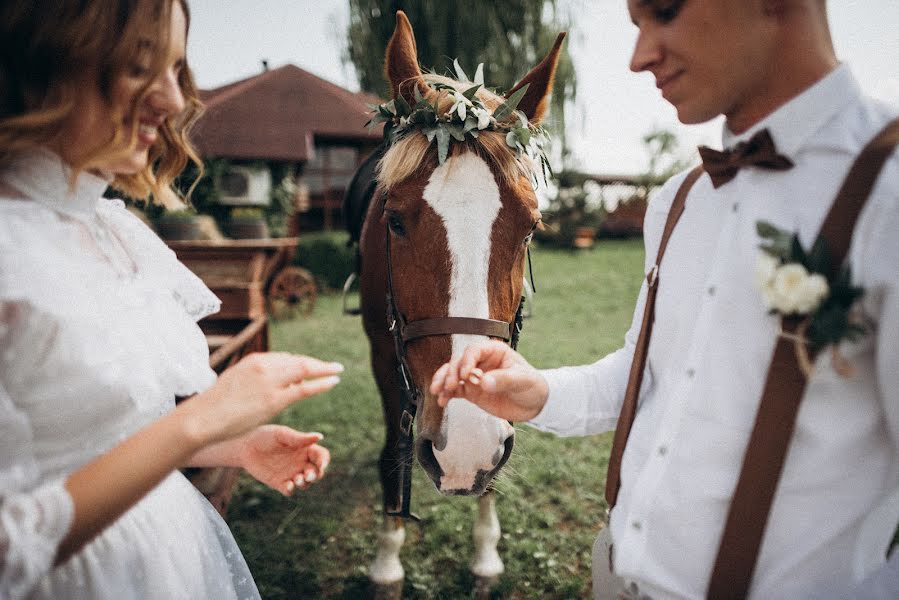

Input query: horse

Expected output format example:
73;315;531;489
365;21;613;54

344;11;565;594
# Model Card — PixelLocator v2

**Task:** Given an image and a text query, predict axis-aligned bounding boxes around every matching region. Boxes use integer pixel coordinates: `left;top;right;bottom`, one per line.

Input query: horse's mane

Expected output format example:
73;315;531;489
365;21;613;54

377;74;536;191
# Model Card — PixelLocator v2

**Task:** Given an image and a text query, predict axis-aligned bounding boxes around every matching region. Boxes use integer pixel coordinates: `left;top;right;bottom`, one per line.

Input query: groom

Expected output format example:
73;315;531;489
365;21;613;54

430;1;899;597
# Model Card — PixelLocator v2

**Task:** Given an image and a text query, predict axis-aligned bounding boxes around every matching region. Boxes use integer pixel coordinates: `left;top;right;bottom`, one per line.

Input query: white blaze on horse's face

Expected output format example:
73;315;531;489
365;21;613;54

422;152;516;492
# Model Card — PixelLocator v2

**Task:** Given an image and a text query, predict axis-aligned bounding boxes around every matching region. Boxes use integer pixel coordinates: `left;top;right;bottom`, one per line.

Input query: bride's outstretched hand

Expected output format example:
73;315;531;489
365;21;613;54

429;340;549;422
237;425;330;496
179;352;343;446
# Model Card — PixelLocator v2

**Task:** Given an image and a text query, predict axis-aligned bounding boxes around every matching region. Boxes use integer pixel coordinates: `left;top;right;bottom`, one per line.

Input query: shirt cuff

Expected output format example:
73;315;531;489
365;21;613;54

526;367;582;435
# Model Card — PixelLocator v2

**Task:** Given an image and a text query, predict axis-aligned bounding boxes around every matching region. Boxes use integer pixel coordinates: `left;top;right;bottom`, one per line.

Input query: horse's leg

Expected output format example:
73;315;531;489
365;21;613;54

370;515;405;598
368;339;406;595
471;490;504;590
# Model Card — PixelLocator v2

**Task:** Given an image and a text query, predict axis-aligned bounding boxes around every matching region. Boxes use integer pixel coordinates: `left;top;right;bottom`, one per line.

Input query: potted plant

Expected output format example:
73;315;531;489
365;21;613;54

154;207;206;241
226;206;270;239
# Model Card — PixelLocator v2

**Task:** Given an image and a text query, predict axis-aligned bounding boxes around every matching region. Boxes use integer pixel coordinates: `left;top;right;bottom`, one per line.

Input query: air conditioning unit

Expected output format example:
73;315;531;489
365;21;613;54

215;166;272;206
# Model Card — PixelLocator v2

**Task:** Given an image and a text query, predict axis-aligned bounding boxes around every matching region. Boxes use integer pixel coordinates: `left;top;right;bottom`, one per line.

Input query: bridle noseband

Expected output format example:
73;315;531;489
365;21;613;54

383;200;529;521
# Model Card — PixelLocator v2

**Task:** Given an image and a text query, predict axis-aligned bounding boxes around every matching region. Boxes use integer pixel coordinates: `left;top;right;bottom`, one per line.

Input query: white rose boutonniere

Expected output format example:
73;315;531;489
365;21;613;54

754;221;867;376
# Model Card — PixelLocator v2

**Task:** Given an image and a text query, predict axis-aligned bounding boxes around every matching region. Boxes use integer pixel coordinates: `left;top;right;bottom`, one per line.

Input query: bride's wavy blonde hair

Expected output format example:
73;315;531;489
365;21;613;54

0;0;203;207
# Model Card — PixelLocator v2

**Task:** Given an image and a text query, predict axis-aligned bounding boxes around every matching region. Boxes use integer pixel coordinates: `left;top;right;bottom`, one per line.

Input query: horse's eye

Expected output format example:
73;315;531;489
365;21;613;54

523;220;539;246
387;212;406;236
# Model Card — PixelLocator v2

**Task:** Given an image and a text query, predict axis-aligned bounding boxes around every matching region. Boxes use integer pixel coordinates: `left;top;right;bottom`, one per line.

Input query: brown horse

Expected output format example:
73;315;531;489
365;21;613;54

350;11;564;591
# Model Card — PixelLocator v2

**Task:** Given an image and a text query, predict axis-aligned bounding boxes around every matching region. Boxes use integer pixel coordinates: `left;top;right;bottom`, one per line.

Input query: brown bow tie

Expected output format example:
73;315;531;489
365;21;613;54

698;129;794;188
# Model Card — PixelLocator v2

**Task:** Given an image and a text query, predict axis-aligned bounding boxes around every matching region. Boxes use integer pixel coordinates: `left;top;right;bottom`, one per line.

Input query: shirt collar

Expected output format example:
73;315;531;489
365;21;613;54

1;148;110;219
721;64;862;158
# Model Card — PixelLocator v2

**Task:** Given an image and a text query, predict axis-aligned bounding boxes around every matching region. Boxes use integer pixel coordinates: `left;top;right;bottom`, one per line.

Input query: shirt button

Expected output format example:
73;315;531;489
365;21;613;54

732;202;739;212
686;368;695;378
631;520;642;531
707;285;716;296
658;445;668;456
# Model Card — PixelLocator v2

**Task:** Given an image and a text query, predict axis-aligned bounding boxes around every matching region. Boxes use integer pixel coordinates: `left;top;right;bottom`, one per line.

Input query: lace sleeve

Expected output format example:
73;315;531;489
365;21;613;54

97;200;221;321
0;305;74;600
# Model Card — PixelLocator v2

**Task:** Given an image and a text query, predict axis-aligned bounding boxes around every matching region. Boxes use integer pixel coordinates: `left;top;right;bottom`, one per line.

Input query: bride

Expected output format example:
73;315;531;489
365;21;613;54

0;1;342;598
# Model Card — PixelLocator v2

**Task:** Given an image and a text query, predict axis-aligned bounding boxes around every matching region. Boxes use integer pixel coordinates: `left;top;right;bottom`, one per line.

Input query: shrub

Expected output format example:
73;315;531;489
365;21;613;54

293;231;356;292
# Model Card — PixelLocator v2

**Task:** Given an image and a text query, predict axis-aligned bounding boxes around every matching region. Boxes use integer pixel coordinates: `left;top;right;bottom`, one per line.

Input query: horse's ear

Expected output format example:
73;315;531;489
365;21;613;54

506;32;567;124
385;11;430;105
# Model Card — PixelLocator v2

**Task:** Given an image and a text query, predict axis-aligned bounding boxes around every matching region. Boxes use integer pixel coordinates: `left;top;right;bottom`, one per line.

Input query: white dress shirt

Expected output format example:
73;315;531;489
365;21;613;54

529;65;899;598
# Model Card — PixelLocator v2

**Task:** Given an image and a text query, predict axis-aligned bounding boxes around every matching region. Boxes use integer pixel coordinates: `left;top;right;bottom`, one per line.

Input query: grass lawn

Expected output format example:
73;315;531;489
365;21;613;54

226;238;645;599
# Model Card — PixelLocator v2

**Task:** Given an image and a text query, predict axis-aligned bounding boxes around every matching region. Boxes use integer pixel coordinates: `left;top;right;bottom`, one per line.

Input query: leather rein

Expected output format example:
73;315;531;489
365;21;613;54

382;194;530;520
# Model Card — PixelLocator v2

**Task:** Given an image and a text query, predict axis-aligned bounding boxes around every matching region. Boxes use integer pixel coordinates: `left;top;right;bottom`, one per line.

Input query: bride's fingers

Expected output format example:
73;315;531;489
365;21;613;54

277;375;340;407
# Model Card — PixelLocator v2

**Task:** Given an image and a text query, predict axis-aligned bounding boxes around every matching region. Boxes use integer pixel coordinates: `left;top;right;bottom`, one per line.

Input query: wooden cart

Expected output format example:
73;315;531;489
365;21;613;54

166;238;316;515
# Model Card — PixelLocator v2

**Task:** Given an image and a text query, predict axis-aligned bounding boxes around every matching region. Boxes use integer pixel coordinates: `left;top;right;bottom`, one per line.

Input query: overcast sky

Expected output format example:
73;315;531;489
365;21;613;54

186;0;899;175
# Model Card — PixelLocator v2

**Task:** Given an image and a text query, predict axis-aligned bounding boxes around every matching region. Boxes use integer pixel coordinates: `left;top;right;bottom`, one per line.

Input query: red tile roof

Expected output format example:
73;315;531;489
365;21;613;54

190;64;383;161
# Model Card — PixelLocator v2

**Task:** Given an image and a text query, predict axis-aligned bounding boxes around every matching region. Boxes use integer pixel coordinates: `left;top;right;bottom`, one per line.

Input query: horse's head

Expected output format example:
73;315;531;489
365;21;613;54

372;12;565;495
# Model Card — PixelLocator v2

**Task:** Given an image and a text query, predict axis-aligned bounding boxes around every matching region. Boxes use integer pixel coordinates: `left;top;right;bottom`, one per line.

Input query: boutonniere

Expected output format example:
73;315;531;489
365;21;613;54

753;221;868;377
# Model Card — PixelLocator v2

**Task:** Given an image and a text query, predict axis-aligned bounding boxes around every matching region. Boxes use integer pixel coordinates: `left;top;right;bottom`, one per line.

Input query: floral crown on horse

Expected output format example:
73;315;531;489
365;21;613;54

366;59;553;186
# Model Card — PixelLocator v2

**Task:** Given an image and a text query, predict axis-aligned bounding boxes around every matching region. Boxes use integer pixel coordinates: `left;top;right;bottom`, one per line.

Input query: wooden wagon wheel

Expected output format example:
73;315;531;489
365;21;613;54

268;266;317;319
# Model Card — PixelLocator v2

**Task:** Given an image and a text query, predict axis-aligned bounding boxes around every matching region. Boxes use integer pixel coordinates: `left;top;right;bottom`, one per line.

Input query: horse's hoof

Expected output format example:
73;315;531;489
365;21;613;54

370;579;403;600
473;575;497;599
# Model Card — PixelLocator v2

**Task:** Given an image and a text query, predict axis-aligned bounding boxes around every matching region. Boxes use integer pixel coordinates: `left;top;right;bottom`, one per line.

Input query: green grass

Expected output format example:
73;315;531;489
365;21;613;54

226;239;645;599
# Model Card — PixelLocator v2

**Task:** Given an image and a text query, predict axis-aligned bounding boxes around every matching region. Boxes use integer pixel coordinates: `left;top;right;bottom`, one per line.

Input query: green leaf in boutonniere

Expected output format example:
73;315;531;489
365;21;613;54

754;221;868;376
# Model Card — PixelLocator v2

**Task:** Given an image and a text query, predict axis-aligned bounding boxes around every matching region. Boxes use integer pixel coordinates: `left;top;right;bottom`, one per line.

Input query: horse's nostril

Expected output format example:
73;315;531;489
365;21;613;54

416;438;444;482
494;431;515;470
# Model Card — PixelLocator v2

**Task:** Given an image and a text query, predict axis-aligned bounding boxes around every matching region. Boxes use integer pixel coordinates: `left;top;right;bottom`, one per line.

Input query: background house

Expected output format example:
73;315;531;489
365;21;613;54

190;63;383;232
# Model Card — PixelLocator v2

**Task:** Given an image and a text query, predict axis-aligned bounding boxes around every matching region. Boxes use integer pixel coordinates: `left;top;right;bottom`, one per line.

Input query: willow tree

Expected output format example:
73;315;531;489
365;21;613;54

344;0;576;149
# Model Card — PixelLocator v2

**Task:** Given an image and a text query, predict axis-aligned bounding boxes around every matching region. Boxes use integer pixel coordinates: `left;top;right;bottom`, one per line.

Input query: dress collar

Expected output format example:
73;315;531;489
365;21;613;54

721;64;861;157
1;148;110;218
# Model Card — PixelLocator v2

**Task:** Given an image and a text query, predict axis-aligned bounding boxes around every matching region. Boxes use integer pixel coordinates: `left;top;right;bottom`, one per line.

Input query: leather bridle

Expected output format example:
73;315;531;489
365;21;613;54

383;197;530;520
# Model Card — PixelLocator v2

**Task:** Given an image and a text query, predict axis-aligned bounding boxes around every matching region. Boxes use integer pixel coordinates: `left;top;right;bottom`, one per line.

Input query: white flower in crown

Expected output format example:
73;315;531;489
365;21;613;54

471;106;492;130
756;260;829;315
449;91;469;120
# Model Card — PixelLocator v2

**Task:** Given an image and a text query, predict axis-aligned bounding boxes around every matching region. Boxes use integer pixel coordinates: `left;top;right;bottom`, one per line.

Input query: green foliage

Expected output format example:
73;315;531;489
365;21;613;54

367;75;551;183
230;206;265;220
536;183;605;249
757;221;867;353
171;159;298;238
293;231;356;291
344;0;577;150
156;206;198;220
228;240;645;598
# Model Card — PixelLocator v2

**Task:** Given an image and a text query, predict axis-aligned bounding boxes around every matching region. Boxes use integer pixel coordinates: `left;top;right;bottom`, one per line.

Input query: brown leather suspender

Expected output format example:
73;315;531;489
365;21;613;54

605;164;704;508
708;117;899;598
603;118;899;598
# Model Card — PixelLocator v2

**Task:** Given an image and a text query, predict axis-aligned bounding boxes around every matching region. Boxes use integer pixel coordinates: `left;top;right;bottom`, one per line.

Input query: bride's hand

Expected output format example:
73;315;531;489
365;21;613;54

178;352;343;446
236;425;330;496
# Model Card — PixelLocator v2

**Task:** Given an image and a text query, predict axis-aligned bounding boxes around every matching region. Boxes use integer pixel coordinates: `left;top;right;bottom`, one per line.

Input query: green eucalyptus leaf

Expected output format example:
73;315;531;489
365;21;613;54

493;83;530;122
514;127;531;146
790;234;808;265
462;84;482;102
414;85;425;104
448;124;466;142
807;237;831;275
463;116;478;132
756;220;782;240
395;94;412;117
436;127;451;164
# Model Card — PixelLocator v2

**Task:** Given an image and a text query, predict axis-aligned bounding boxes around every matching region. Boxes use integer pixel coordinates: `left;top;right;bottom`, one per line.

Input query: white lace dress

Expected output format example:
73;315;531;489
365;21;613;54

0;150;261;600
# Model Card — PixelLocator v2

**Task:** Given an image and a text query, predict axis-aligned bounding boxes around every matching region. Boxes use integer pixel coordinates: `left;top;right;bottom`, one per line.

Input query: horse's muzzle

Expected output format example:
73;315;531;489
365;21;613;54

416;428;515;496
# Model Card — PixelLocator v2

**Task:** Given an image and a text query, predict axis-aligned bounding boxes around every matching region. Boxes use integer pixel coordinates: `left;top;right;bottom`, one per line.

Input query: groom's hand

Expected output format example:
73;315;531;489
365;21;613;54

429;340;549;422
